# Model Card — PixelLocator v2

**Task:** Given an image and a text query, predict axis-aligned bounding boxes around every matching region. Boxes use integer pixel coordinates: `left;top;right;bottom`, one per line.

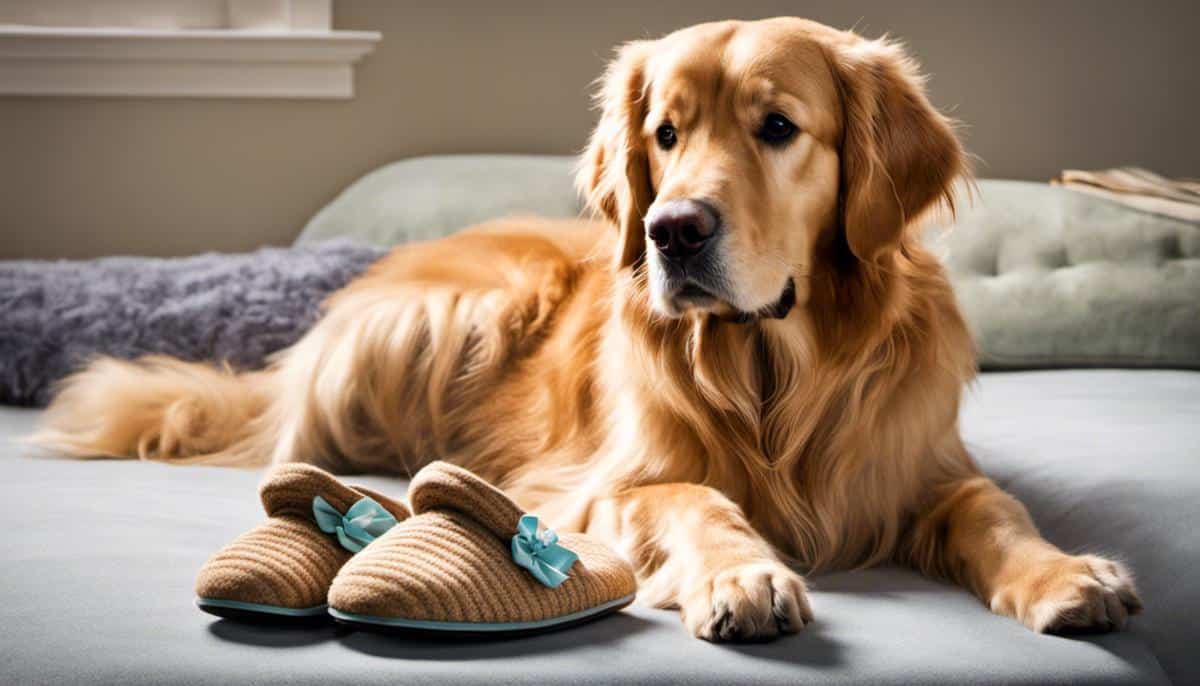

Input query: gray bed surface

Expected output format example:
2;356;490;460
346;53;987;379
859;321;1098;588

2;370;1193;685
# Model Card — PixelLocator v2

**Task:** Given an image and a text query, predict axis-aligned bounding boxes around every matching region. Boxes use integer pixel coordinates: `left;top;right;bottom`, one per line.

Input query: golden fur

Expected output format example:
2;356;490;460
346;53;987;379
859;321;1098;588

36;18;1140;641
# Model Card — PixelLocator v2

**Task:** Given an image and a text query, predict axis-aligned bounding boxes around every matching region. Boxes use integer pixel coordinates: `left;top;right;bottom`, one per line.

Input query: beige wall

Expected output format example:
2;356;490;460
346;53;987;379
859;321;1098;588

2;0;1198;260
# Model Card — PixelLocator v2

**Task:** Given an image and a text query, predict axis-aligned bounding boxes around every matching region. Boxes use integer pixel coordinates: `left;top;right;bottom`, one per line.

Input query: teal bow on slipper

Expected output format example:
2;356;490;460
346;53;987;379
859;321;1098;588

511;514;578;588
312;495;398;553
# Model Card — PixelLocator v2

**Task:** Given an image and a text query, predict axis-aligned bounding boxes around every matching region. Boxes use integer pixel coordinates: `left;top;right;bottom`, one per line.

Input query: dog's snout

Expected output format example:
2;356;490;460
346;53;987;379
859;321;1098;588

645;200;720;260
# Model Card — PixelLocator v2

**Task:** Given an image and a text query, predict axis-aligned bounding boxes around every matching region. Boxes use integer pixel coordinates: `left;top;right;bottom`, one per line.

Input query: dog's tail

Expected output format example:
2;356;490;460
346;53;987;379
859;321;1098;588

29;355;273;467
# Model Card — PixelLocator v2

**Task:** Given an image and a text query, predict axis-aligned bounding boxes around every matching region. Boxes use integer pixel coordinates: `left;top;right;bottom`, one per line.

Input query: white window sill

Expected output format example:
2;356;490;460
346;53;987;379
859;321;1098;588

0;26;380;99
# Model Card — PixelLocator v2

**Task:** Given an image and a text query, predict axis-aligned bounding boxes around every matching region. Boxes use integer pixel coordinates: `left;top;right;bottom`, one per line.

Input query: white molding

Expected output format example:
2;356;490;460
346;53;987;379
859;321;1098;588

0;26;380;99
0;1;334;31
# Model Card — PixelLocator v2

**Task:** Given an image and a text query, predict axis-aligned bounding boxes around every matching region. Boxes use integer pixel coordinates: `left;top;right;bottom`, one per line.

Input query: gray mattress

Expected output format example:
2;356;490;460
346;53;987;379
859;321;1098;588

2;370;1196;685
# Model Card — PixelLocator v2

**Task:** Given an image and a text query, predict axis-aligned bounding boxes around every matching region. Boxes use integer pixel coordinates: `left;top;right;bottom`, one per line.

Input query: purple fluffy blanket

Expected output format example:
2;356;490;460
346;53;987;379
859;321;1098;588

0;240;385;406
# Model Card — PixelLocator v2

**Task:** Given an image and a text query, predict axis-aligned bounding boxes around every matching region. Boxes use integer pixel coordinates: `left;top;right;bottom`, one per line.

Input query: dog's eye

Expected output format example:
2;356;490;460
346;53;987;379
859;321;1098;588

758;113;798;146
655;123;678;150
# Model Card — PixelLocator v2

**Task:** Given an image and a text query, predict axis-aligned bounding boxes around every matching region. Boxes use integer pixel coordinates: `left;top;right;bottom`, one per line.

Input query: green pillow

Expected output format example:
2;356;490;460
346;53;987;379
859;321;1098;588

298;155;581;247
300;155;1200;370
927;180;1200;369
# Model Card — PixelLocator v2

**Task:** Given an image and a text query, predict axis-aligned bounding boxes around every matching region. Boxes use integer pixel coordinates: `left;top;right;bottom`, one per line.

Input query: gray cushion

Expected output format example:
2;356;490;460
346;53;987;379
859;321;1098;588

3;369;1192;684
297;155;582;247
963;370;1200;685
928;181;1200;369
297;156;1200;370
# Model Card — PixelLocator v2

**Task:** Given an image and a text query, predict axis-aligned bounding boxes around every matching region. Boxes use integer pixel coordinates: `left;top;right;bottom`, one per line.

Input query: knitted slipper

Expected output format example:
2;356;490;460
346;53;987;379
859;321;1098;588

195;463;409;623
327;461;637;637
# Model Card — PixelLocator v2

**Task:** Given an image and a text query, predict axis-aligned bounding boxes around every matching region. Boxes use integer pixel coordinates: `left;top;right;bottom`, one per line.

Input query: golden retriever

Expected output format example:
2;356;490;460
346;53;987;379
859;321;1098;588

36;17;1141;641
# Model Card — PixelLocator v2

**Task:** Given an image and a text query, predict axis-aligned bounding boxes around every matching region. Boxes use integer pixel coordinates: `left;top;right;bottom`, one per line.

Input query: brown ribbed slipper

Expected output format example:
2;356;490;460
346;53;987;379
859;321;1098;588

327;461;637;637
195;463;409;623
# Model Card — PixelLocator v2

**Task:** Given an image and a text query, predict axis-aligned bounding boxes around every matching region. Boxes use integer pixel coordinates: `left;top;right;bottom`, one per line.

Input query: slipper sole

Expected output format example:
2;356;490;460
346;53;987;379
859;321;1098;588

196;597;330;624
329;593;636;639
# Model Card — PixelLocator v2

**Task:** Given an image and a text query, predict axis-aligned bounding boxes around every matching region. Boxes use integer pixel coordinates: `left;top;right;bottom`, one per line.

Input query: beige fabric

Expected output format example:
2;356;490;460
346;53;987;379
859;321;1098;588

195;464;410;609
1053;167;1200;223
328;461;637;624
407;460;525;540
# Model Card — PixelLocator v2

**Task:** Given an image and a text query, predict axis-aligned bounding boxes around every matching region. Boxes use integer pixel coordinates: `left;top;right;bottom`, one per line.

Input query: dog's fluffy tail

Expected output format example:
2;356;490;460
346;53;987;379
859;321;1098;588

30;355;273;467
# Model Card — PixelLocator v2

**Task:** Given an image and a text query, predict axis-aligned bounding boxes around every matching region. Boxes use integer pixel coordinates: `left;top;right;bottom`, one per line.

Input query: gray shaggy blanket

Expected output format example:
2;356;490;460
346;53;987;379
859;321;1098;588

0;240;386;407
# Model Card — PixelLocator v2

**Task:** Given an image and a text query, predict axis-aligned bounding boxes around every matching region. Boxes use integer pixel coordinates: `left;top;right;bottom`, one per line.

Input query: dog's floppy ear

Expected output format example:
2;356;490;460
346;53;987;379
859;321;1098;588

829;37;965;263
576;41;655;270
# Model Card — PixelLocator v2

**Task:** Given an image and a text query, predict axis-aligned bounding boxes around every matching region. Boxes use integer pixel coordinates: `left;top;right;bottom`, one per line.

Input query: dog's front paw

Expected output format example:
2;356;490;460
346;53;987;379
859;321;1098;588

991;554;1142;633
680;560;813;642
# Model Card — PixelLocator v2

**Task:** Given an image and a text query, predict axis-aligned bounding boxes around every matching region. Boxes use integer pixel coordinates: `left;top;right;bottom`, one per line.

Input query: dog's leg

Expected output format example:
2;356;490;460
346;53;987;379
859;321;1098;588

902;475;1142;632
586;483;812;641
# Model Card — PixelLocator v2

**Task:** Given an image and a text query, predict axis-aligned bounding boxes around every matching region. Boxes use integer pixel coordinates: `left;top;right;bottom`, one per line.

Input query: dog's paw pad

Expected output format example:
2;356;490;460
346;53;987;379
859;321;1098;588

993;554;1141;633
681;560;812;642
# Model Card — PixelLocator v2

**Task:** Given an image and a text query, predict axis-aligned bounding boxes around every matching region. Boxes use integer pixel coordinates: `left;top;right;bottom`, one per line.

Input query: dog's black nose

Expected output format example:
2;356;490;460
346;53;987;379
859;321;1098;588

645;199;720;260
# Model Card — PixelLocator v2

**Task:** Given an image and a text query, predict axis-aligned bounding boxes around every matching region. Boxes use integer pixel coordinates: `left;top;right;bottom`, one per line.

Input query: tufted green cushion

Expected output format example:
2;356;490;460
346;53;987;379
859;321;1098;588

927;180;1200;369
297;154;581;247
298;156;1200;370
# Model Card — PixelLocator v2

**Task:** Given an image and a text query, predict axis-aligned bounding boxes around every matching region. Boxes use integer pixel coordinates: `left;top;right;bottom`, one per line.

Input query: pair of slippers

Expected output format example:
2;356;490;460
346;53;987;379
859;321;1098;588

195;461;637;637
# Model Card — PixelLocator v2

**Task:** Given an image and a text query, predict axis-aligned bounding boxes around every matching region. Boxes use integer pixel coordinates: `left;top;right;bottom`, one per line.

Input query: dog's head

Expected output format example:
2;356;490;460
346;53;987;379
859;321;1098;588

578;18;965;319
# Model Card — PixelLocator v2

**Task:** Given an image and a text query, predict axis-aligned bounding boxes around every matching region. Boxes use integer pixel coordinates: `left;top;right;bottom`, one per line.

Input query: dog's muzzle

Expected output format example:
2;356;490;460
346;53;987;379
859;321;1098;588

724;278;796;323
